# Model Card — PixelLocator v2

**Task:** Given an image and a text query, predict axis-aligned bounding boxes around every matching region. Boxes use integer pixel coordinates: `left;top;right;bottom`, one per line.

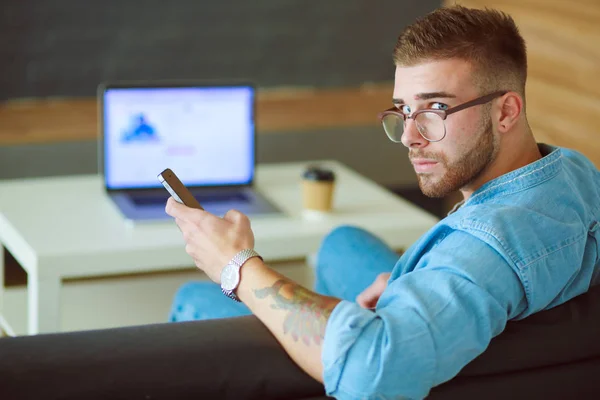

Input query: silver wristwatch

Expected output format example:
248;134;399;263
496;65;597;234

220;249;263;302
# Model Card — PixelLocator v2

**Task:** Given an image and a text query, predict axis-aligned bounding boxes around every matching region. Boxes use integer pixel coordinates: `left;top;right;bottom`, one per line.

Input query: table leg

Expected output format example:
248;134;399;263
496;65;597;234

0;245;16;337
0;245;5;336
0;245;4;314
28;271;61;335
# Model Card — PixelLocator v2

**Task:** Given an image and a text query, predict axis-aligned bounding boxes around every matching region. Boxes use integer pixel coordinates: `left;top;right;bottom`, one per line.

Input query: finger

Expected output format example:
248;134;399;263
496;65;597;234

173;219;182;233
356;285;381;309
356;275;389;309
166;197;211;223
165;197;187;218
223;209;250;227
184;243;196;259
175;217;191;241
175;217;194;232
223;209;242;223
358;298;378;310
377;272;392;282
177;217;202;242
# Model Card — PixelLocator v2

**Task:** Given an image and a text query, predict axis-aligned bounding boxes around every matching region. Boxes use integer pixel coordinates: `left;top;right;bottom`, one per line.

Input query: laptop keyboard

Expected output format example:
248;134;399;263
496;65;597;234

131;192;250;207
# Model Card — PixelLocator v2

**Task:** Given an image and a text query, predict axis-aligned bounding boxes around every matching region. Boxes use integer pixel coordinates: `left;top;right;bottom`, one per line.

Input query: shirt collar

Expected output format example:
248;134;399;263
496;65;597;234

448;143;562;213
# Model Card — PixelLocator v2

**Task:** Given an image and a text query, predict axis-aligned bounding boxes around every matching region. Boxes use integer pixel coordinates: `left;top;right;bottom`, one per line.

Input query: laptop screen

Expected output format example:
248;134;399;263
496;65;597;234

102;84;255;190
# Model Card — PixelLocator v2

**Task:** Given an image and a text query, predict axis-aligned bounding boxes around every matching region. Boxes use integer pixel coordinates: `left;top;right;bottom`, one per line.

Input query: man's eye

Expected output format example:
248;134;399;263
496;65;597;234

431;102;449;110
400;105;411;114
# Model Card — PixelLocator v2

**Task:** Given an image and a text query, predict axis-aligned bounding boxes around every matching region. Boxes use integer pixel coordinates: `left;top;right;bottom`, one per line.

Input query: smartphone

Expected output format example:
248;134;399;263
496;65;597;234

157;168;204;210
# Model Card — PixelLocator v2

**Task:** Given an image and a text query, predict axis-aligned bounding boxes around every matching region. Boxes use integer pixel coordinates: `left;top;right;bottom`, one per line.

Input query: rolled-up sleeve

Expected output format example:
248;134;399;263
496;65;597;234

322;230;527;399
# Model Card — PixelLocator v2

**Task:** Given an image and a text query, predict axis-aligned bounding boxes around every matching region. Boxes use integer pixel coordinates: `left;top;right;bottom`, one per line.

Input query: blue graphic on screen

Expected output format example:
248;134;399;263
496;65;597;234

122;114;159;143
103;86;254;189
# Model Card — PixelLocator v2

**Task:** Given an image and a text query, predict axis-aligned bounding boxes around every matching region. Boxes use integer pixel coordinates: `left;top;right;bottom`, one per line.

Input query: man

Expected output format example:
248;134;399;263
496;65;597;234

165;5;600;399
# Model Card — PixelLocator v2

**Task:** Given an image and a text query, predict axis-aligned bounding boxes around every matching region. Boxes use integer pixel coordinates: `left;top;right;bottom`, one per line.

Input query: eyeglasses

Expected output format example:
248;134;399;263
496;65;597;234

377;90;508;143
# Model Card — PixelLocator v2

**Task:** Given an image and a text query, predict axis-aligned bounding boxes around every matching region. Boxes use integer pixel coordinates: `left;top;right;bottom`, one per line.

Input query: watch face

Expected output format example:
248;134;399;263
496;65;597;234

221;264;240;291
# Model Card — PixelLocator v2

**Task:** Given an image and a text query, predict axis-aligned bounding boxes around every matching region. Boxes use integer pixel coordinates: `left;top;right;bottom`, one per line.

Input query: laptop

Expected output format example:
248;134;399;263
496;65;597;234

98;80;282;222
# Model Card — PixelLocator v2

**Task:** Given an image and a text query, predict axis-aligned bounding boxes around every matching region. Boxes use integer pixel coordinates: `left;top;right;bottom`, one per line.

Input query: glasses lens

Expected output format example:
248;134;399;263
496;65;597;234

415;112;445;141
381;114;404;142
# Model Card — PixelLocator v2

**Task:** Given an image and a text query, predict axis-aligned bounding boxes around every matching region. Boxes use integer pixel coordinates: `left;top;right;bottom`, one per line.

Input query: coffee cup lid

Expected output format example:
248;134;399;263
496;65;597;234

302;166;335;182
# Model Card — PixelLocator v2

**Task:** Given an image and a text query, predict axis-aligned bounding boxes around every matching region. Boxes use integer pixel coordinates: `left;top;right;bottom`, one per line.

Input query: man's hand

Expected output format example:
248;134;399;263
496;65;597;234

164;197;255;282
165;196;340;383
356;272;391;309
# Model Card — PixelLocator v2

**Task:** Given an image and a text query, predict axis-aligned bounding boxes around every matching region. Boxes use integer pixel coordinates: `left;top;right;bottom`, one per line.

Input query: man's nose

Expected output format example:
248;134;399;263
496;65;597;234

400;119;428;149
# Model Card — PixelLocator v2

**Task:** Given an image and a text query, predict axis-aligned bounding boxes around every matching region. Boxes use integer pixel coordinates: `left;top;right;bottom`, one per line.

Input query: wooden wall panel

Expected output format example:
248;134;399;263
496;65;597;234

0;84;393;146
446;0;600;166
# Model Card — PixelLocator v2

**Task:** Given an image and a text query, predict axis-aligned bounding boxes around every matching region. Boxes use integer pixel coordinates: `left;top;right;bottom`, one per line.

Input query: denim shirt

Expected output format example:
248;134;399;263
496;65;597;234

322;144;600;399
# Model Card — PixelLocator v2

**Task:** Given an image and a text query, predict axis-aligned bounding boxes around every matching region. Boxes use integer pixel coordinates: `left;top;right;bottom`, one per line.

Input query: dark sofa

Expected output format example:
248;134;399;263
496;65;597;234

2;284;600;400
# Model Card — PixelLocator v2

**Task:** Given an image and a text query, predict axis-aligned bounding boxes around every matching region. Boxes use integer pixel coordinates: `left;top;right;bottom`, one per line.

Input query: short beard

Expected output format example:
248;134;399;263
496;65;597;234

414;117;497;198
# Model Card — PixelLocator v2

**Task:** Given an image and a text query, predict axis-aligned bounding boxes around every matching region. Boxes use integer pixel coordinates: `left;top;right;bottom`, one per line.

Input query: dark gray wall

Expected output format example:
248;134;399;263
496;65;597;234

0;0;441;187
1;0;439;100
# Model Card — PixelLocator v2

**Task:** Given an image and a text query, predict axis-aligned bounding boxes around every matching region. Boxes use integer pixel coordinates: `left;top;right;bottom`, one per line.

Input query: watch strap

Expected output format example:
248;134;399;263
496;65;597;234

221;249;263;302
221;288;242;302
230;248;263;267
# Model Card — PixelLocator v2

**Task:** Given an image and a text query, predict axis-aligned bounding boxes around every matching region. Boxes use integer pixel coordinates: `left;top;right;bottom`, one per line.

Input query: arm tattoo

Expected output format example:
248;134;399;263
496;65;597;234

254;279;335;346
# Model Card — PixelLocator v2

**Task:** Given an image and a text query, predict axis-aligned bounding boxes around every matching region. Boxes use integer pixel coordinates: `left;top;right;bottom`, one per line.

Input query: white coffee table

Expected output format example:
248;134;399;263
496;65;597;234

0;160;438;335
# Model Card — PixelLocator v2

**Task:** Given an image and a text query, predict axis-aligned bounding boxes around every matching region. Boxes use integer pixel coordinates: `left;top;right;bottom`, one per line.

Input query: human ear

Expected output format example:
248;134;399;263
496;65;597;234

497;92;523;132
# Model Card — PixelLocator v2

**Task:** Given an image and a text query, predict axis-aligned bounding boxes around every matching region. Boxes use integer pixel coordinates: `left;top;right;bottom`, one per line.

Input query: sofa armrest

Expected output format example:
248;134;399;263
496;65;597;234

459;283;600;376
0;316;328;400
2;284;600;400
430;283;600;399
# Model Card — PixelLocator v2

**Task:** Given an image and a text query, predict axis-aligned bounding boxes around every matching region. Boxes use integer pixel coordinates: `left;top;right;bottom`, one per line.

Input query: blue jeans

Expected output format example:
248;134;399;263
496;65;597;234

168;226;400;322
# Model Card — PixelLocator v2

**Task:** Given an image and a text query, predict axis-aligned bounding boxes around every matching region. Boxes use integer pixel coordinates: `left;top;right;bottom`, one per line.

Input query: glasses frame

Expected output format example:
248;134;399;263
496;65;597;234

377;90;508;142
